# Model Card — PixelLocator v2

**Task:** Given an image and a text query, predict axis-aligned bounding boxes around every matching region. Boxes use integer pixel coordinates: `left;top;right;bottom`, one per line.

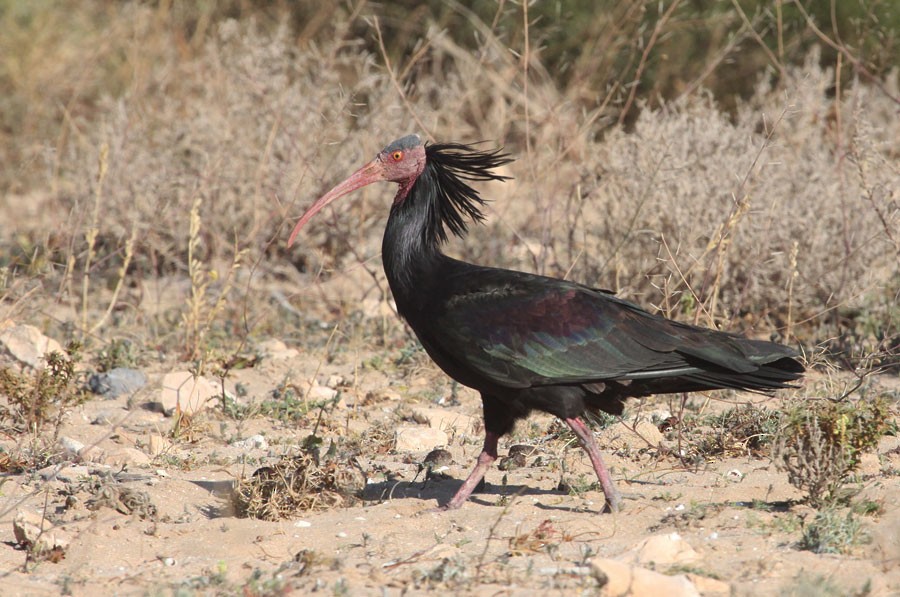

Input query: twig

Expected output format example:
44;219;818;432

618;0;683;127
793;1;900;106
371;17;432;139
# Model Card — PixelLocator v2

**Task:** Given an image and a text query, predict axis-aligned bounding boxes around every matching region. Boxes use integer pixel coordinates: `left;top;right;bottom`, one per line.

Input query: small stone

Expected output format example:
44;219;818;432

590;557;700;597
100;447;152;467
153;371;219;416
395;427;448;452
59;436;86;456
88;368;147;398
623;532;700;567
231;434;268;450
92;411;115;425
307;385;337;401
294;520;312;528
725;468;743;481
368;388;402;402
39;465;92;483
0;321;64;369
257;339;299;360
13;509;70;553
326;375;344;388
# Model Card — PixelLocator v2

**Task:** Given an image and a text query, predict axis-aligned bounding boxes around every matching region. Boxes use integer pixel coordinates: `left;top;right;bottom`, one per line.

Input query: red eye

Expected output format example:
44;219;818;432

392;151;403;161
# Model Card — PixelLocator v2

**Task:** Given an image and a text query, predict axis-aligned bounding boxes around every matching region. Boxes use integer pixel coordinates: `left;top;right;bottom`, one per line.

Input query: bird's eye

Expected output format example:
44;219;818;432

391;151;403;161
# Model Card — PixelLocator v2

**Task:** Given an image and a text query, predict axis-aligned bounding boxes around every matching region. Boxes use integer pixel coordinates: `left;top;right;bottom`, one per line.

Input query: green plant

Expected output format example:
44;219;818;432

798;508;868;555
92;338;142;372
774;396;892;507
0;342;87;436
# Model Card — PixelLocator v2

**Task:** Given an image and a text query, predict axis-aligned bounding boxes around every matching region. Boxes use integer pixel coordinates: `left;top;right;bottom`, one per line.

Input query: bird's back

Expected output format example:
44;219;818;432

401;258;803;404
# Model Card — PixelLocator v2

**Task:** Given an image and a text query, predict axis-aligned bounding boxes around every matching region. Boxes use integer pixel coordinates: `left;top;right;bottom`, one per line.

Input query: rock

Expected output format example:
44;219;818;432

685;573;731;595
0;321;64;369
395;427;448;452
13;509;70;553
590;557;700;597
622;532;700;567
231;434;268;450
88;367;147;398
257;339;299;360
326;375;344;388
307;384;338;401
154;371;219;416
99;447;152;467
59;436;86;456
39;465;92;483
600;419;667;451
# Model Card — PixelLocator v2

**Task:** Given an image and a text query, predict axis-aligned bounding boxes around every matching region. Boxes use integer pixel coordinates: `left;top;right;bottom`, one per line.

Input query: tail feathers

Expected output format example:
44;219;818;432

681;355;805;393
585;355;804;410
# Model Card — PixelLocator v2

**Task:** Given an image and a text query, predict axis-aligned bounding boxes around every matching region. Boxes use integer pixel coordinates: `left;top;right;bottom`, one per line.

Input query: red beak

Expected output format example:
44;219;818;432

287;159;386;247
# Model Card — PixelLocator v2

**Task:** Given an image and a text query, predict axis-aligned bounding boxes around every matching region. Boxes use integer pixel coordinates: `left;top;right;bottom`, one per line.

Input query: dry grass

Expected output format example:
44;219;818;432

0;3;898;592
233;446;366;520
0;4;895;363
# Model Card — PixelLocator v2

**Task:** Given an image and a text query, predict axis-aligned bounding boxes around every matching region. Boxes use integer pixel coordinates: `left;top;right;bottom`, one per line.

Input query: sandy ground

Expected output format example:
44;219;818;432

1;342;899;596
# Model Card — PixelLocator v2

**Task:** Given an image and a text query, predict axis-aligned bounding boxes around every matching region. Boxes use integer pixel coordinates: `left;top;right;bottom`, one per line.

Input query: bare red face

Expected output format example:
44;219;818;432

287;135;426;247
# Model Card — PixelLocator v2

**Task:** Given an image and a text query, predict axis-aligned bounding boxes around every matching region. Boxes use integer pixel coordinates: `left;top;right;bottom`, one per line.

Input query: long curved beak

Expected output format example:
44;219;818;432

287;159;386;247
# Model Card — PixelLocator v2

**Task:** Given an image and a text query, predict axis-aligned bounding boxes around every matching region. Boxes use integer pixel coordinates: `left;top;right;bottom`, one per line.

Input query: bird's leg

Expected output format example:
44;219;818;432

564;417;622;513
442;430;499;510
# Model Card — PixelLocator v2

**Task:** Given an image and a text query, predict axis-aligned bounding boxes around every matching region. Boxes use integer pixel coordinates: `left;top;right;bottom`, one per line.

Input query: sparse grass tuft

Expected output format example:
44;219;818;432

798;507;868;555
682;404;782;460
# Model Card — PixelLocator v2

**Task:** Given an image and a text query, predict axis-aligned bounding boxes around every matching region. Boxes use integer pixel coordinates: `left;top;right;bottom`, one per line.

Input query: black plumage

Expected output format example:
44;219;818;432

288;134;804;512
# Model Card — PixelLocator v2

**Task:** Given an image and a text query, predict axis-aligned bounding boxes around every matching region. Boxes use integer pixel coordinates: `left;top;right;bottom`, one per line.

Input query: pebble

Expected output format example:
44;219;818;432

231;434;268;450
39;465;92;483
152;371;220;416
257;339;299;360
307;384;338;401
13;509;71;553
622;532;700;566
725;468;743;481
59;436;86;456
88;367;147;398
590;557;701;597
394;427;448;452
100;447;152;467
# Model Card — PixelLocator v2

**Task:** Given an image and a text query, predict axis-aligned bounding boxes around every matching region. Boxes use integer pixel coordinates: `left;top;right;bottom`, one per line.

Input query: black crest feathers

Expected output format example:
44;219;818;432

420;142;513;245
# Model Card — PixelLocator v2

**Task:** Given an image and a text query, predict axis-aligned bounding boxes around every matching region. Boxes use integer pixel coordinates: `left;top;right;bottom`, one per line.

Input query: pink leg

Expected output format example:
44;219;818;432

442;431;500;510
564;417;622;512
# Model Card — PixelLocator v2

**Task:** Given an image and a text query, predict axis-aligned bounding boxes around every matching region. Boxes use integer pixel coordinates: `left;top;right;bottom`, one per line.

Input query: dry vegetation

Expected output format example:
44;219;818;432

1;1;899;595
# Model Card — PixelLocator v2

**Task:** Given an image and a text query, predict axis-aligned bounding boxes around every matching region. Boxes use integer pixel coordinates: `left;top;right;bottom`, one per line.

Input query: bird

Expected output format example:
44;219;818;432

287;134;804;513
